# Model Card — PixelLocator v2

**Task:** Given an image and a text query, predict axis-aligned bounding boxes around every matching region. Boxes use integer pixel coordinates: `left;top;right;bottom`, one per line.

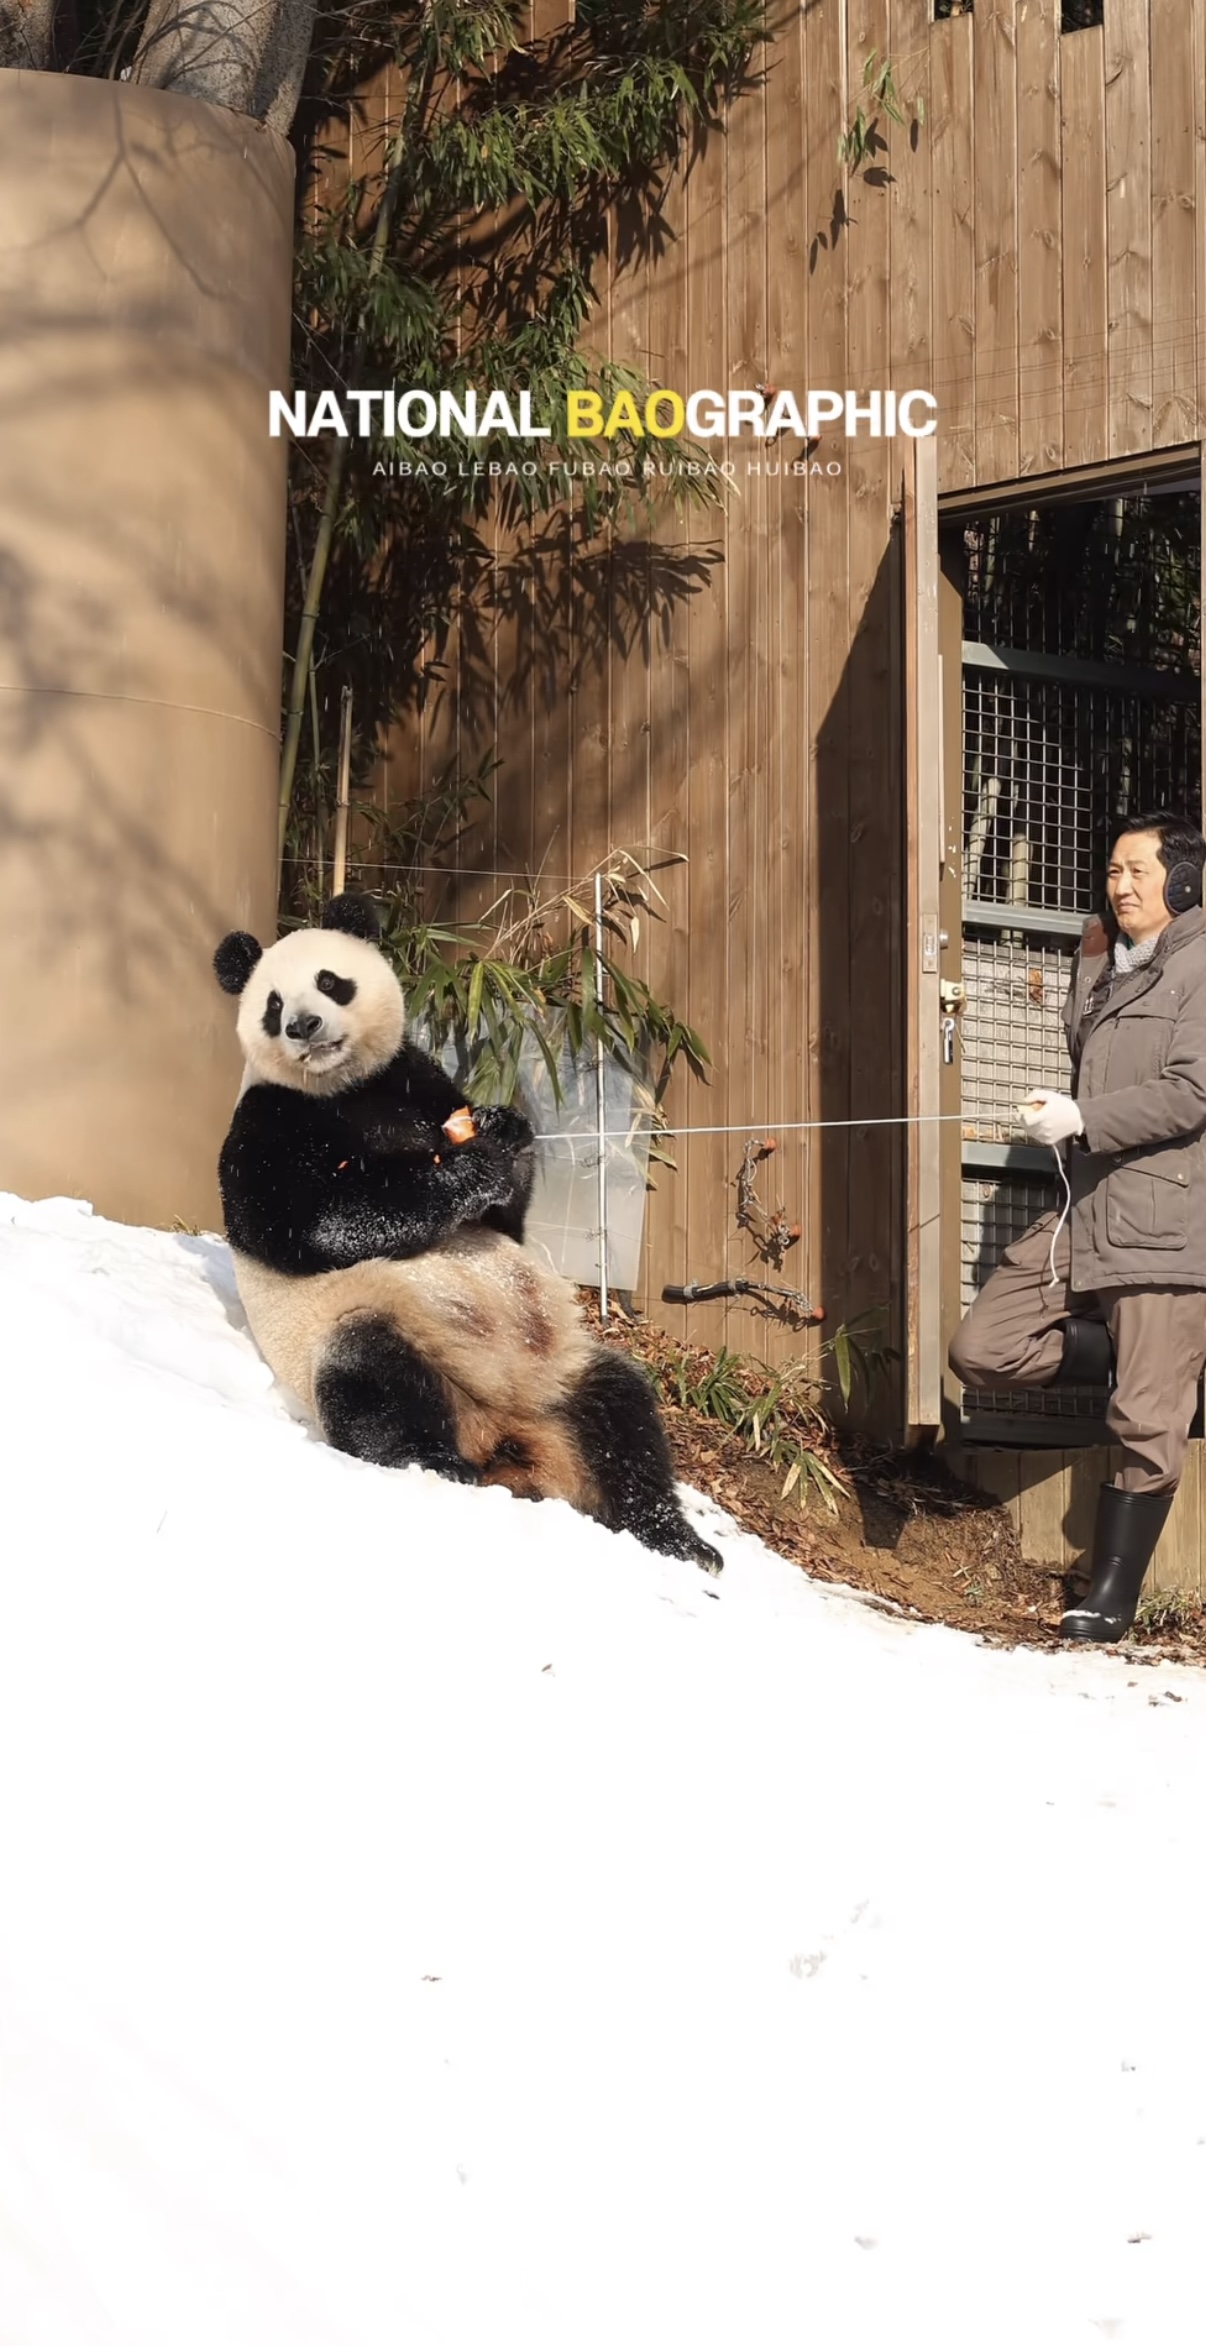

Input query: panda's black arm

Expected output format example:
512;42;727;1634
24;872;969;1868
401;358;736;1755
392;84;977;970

384;1045;534;1159
377;1045;536;1242
219;1088;522;1274
307;1145;518;1268
384;1042;469;1121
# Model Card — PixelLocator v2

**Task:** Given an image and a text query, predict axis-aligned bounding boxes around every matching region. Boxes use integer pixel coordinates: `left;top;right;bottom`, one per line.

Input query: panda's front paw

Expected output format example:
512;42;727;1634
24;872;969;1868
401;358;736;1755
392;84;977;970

471;1103;535;1155
434;1454;483;1486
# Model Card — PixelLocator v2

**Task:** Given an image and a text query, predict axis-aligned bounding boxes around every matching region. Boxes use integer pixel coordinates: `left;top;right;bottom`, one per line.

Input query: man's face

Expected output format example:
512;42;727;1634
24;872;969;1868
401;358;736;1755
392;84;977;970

1106;831;1174;942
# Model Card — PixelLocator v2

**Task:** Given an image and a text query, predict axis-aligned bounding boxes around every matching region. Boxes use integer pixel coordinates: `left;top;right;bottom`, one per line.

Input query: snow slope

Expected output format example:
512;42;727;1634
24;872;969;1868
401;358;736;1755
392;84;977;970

1;1192;1205;2346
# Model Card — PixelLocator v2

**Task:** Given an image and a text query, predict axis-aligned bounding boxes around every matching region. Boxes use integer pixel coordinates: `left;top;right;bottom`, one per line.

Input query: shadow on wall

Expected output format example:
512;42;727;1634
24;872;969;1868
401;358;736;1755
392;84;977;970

311;491;727;871
0;75;291;1229
0;355;277;1223
815;534;904;1442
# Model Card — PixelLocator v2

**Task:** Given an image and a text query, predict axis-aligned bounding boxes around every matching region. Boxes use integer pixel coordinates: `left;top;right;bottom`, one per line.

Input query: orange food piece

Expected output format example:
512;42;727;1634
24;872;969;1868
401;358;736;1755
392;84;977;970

442;1107;476;1145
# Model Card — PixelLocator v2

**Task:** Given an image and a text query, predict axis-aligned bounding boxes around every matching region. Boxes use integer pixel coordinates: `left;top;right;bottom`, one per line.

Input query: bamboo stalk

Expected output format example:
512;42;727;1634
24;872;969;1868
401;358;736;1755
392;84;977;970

276;113;418;875
279;442;349;870
332;685;353;897
309;625;323;903
594;870;609;1321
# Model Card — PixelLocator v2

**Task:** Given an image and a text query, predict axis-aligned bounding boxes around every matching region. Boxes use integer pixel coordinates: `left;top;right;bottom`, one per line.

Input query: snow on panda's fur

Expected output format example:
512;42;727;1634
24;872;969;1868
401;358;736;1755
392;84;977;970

213;893;722;1572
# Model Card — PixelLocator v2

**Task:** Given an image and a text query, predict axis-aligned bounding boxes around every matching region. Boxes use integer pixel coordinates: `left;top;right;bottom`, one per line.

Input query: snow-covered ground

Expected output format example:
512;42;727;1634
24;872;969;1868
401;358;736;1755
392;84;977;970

1;1192;1205;2345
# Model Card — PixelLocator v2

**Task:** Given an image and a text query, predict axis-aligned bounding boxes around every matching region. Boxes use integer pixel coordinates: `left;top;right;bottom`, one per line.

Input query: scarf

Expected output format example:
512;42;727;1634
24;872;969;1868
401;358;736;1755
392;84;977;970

1113;931;1161;976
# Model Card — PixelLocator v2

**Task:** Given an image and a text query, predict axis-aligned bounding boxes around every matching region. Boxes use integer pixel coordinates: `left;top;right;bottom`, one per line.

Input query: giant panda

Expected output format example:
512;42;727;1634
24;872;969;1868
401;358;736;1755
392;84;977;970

213;892;722;1574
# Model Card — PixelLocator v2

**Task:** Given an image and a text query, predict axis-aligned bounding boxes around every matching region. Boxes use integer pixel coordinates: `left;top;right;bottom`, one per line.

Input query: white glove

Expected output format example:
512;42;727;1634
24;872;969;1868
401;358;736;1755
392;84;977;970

1017;1090;1084;1147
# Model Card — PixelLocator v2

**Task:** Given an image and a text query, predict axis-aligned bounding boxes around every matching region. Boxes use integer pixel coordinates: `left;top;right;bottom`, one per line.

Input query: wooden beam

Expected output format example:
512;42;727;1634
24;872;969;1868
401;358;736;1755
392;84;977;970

1060;20;1109;470
904;429;943;1436
938;446;1201;520
1105;0;1154;459
938;544;967;1433
1016;0;1063;474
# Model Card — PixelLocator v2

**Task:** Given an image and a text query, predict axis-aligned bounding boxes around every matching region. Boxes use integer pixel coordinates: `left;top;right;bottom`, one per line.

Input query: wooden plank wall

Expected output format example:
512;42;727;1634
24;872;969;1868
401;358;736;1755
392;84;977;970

930;0;1206;478
959;1443;1206;1597
352;1;1206;1455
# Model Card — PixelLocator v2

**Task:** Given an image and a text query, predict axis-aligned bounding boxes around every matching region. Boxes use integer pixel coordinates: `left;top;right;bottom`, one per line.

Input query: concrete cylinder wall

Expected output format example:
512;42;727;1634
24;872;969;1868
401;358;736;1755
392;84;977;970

0;71;293;1229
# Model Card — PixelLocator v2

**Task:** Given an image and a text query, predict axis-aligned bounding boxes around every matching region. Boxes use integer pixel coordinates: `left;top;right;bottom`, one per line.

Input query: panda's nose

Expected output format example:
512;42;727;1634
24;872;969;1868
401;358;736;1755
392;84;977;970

285;1011;323;1042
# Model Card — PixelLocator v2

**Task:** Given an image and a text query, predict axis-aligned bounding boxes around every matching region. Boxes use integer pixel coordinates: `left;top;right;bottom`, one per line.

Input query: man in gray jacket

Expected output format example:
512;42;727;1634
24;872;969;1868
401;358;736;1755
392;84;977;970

950;810;1206;1644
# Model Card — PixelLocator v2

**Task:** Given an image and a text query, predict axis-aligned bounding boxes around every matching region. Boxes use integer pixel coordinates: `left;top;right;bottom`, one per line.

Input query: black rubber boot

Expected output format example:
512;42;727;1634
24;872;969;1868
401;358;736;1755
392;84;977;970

1059;1483;1174;1644
1051;1316;1114;1388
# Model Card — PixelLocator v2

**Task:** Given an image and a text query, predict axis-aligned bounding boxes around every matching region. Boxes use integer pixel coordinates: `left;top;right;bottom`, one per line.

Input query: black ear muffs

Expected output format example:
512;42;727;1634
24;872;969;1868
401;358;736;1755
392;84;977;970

323;892;381;941
1163;860;1203;916
213;932;264;995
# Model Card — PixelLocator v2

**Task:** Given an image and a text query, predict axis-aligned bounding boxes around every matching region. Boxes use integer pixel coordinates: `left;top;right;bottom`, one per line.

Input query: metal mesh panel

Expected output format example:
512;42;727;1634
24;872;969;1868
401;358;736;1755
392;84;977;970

961;1173;1056;1312
960;937;1078;1142
959;1173;1105;1423
963;668;1199;916
961;497;1202;676
963;1383;1103;1423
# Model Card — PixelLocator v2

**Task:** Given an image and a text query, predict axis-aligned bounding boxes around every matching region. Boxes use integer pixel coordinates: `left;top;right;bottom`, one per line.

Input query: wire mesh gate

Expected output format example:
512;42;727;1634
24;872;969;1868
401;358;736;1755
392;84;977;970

954;491;1203;1444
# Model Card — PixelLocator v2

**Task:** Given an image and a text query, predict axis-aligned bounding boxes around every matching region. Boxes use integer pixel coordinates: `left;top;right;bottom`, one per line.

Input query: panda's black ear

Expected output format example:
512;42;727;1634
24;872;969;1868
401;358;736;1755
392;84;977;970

213;931;263;995
323;892;381;942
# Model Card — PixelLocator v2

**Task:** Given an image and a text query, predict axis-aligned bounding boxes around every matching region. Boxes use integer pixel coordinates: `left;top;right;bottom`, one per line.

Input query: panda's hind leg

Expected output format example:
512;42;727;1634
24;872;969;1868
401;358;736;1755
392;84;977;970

559;1349;722;1574
315;1314;479;1484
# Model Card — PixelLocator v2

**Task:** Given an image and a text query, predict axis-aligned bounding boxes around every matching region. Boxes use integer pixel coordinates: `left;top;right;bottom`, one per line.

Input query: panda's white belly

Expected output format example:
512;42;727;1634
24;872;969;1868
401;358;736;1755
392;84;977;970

230;1231;593;1418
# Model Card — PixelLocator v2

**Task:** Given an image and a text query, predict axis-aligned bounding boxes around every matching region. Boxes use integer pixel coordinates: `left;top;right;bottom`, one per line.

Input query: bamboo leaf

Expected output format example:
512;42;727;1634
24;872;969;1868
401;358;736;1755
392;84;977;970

833;1324;853;1409
801;1452;843;1517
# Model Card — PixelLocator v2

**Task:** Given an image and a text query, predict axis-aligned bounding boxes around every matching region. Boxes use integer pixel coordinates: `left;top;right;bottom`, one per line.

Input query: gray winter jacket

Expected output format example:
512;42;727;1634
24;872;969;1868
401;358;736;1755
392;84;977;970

1061;905;1206;1290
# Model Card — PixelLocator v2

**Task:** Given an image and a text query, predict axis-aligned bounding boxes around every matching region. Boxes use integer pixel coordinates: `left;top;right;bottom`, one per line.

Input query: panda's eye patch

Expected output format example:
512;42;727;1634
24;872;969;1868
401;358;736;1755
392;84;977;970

316;969;357;1007
262;990;283;1037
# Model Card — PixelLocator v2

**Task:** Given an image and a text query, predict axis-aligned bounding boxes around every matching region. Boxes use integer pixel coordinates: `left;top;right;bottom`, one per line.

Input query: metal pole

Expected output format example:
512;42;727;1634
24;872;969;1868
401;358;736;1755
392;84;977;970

594;870;609;1321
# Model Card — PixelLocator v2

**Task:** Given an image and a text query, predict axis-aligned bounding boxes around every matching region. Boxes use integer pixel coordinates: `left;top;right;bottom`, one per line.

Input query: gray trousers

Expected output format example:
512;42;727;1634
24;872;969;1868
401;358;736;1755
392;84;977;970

949;1213;1206;1494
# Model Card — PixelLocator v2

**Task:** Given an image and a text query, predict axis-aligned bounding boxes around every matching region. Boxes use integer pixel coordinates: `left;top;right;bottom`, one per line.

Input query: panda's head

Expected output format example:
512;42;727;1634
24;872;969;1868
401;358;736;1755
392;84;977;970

213;894;405;1095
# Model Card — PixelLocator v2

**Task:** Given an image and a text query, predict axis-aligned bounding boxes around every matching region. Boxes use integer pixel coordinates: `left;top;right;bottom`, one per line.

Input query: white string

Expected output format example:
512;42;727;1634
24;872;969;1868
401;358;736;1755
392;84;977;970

1047;1145;1073;1290
532;1107;1076;1300
534;1107;1073;1274
530;1111;972;1143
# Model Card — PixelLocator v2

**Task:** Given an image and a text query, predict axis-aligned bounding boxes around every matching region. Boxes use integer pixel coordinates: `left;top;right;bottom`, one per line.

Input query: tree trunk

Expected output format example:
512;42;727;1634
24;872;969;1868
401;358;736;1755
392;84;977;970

0;0;60;68
132;0;317;130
